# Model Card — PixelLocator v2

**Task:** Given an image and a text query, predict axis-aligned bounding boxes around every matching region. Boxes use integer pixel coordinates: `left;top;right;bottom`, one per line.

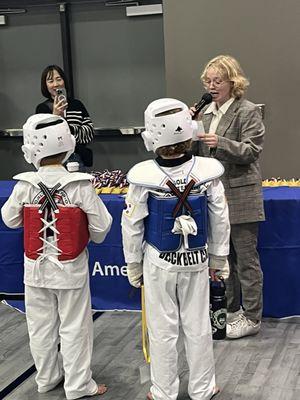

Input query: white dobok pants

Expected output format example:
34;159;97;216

143;259;216;400
25;275;98;400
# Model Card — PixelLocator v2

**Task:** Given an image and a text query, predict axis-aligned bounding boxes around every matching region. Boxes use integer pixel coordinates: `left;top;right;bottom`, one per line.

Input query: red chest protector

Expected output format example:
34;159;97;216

23;181;89;261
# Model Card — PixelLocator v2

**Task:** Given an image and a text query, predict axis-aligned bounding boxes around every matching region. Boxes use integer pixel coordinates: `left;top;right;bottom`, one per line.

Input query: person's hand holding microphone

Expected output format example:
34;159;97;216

190;92;212;120
190;92;218;148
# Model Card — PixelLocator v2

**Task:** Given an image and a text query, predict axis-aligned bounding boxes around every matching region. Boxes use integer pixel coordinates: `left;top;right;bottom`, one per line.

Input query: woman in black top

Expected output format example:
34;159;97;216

36;65;94;168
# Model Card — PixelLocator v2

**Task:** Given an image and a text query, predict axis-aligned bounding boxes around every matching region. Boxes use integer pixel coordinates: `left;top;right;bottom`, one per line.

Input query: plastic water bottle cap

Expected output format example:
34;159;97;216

66;162;79;172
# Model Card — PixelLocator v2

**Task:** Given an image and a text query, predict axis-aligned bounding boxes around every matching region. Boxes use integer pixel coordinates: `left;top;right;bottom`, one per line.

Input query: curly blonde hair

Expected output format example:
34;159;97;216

201;55;249;99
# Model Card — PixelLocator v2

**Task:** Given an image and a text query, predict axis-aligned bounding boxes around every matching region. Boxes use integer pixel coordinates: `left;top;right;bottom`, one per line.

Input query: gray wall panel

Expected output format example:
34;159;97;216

0;3;164;177
0;4;165;130
163;0;300;178
70;4;165;128
0;8;62;129
1;1;299;178
0;138;34;179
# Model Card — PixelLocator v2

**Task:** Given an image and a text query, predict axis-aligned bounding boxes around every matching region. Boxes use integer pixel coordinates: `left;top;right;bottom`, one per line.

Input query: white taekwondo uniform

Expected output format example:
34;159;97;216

122;154;230;400
1;165;112;400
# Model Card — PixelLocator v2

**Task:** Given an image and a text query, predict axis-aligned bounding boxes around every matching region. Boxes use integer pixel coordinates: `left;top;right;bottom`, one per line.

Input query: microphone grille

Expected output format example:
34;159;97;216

202;92;213;104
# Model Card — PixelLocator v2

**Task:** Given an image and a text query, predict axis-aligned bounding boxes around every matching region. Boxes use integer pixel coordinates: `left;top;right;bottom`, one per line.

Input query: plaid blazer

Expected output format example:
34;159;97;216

195;98;265;224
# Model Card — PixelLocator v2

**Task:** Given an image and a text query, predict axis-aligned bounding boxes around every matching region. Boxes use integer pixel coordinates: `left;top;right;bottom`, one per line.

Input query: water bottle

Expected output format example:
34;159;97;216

210;279;227;340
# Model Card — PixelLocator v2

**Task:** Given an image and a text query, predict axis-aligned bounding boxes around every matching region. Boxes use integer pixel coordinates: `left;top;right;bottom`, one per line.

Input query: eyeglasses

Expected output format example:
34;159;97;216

203;79;229;88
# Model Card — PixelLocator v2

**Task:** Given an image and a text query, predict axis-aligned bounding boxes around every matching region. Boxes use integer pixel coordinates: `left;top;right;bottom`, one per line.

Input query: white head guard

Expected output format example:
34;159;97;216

141;98;198;152
22;114;75;169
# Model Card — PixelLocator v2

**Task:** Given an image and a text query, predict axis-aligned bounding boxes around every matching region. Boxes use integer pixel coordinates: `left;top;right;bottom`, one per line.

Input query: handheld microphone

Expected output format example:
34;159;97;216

192;93;213;119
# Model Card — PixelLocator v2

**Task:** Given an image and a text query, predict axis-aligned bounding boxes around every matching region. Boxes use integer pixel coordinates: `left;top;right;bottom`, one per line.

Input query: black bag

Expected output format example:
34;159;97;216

75;144;93;167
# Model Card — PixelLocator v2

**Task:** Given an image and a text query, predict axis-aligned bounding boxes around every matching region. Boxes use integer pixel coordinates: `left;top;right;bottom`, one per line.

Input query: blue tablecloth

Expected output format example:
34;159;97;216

1;181;300;317
257;187;300;317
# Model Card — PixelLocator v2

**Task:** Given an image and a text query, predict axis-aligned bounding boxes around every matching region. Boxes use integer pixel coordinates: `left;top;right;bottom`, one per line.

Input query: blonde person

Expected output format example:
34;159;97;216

191;55;265;339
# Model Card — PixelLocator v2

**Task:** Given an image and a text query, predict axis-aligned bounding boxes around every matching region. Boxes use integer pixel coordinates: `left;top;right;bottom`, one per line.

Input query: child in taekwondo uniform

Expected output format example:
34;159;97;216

121;98;230;400
1;114;112;399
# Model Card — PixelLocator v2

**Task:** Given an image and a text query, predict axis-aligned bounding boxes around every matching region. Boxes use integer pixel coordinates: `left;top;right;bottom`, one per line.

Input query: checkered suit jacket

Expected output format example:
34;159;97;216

195;98;265;224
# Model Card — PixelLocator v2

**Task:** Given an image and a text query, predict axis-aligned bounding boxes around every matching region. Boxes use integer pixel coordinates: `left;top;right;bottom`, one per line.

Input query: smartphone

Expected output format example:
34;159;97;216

56;88;67;103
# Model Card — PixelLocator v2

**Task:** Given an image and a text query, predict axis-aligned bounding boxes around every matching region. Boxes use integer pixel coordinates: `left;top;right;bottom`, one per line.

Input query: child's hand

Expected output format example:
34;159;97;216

126;262;143;288
209;268;220;281
209;255;230;280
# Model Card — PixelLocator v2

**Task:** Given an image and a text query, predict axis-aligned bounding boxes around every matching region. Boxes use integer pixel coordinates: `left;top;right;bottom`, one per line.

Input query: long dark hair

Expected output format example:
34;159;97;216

40;65;69;99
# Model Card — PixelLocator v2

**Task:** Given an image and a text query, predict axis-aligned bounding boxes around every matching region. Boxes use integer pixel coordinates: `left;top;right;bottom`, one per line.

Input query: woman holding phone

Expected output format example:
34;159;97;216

36;65;94;169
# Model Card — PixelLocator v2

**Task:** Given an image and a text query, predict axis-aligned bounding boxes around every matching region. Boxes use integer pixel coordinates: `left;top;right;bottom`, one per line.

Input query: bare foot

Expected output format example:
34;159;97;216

97;384;108;395
211;386;220;399
146;392;153;400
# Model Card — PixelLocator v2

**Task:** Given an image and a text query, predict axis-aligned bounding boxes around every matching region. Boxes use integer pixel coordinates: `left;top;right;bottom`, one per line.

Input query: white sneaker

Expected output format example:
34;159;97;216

227;314;261;339
227;307;243;323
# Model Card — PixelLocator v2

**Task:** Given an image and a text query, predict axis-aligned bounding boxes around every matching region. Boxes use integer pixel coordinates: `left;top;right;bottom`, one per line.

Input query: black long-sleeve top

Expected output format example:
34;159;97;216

35;98;94;144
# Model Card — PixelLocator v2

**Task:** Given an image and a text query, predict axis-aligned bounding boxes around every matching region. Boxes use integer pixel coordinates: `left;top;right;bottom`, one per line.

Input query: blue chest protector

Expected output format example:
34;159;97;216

144;192;208;252
127;156;224;253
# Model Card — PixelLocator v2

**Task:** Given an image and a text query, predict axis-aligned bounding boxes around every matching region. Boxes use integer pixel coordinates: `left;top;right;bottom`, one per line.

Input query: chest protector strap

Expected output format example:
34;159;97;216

23;182;89;262
166;179;195;217
38;182;61;213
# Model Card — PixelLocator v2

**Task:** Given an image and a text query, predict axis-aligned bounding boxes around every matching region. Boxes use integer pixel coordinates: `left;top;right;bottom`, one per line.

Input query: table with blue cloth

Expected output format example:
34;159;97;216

257;187;300;318
0;181;299;318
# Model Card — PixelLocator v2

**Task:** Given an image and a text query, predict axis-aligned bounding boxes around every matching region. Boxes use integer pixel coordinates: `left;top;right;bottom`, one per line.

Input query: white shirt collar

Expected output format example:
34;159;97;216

204;97;235;115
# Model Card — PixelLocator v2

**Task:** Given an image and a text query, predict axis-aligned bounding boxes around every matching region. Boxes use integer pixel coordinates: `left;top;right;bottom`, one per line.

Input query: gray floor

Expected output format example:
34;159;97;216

0;302;299;400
